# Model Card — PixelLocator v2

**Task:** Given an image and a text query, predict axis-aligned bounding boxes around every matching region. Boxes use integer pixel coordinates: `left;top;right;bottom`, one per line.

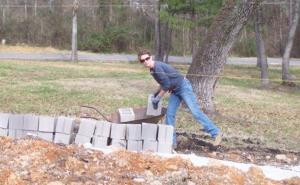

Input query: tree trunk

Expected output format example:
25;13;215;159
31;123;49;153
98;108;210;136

282;0;299;84
164;23;172;63
187;0;263;113
254;17;262;68
34;0;38;17
154;0;163;61
71;0;79;62
109;0;113;22
254;6;269;87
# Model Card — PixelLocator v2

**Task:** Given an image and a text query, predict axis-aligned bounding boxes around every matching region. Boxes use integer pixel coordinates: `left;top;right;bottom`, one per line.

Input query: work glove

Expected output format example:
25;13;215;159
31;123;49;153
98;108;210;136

151;95;161;110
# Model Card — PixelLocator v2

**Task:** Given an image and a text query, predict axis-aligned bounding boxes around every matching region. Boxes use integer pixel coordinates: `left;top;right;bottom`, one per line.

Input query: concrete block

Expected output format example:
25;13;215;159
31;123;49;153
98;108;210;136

126;124;142;140
110;123;126;139
157;124;174;143
92;136;109;148
146;94;162;116
9;129;24;139
127;140;142;152
39;116;56;132
143;140;158;152
118;108;135;122
77;119;96;137
54;133;73;144
0;113;10;128
23;114;39;131
9;114;24;130
37;132;54;142
75;134;91;145
55;116;75;134
157;141;172;154
111;139;127;149
0;128;8;136
94;121;111;137
142;122;158;141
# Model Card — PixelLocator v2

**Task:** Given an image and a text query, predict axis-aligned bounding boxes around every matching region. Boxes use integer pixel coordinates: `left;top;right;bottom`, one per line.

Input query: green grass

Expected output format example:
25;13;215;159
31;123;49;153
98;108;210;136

0;60;300;151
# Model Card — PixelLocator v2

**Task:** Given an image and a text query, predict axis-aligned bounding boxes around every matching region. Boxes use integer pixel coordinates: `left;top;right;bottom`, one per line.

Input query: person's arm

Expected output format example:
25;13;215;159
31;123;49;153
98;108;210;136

156;89;166;98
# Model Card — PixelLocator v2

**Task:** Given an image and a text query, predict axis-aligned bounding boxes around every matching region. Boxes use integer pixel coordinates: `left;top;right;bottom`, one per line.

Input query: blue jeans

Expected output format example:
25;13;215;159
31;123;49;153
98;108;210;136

165;78;220;145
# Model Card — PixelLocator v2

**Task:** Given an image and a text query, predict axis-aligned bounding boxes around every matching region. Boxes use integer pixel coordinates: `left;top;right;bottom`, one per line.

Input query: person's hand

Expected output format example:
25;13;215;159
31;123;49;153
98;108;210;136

151;95;161;110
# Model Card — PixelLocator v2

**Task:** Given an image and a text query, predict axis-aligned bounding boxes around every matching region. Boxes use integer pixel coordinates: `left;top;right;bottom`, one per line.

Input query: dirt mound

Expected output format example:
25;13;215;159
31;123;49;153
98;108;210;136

0;137;299;185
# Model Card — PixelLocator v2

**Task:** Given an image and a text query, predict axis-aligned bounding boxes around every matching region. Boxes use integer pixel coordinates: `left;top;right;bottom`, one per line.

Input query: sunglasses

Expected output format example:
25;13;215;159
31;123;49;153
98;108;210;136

140;56;150;63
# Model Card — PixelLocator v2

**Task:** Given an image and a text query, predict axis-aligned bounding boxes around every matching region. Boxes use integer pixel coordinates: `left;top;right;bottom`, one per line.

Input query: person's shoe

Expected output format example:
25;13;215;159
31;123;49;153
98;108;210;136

213;132;223;146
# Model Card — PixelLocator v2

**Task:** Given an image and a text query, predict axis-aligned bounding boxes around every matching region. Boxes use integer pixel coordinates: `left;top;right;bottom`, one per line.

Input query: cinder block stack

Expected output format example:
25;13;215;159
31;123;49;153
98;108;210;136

92;121;111;148
8;114;24;138
0;113;10;136
75;118;96;144
54;116;75;144
38;116;56;142
110;123;127;148
0;112;174;154
142;122;158;152
126;124;142;152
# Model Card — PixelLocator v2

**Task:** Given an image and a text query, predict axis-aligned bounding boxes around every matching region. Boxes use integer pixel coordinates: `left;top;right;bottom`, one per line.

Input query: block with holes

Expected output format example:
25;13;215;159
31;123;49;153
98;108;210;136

146;94;162;116
118;108;135;122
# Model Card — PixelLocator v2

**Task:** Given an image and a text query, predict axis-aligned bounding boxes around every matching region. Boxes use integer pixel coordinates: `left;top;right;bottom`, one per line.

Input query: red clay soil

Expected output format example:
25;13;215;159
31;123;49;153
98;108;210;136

0;137;299;185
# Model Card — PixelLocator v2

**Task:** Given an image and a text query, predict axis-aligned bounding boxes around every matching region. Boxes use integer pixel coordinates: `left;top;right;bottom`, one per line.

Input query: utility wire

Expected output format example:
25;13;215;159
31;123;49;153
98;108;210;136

150;71;300;83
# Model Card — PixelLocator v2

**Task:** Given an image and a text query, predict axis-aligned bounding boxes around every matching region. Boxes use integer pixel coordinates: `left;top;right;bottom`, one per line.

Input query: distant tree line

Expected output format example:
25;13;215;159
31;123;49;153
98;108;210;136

0;0;299;58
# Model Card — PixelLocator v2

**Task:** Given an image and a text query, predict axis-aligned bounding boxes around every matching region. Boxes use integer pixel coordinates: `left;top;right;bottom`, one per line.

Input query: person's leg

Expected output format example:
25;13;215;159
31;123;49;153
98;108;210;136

165;93;181;145
180;80;219;138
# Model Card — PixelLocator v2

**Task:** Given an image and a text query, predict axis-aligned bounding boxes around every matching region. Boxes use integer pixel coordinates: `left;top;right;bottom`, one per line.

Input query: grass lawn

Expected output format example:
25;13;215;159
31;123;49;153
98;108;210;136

0;60;299;151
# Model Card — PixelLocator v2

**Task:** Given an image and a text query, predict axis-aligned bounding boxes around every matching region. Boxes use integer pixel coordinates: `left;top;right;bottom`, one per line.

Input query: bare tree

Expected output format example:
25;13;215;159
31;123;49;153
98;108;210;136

254;5;269;87
282;0;300;85
71;0;79;62
187;0;263;113
154;0;163;61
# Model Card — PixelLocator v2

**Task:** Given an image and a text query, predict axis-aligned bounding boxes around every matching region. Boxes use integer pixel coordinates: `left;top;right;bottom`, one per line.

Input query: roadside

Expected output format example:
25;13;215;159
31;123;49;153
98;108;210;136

0;50;300;66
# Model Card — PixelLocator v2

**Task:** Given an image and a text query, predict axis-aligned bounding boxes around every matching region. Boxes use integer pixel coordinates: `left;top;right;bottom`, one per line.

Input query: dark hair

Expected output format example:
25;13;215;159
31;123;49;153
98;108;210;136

138;49;151;60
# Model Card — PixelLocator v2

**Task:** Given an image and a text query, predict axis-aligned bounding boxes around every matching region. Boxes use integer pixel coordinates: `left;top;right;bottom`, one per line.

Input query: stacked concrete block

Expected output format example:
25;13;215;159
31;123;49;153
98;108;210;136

38;116;56;142
92;136;109;148
54;116;75;144
127;140;143;152
110;123;127;149
118;108;135;122
0;113;10;136
8;114;24;139
157;124;174;153
23;114;39;137
126;124;142;152
75;119;96;145
142;122;158;152
92;121;111;148
94;121;111;137
146;94;162;116
111;139;127;148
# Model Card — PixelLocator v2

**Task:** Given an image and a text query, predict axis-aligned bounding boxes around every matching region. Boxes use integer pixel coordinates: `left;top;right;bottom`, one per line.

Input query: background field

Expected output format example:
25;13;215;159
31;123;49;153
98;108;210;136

0;60;299;151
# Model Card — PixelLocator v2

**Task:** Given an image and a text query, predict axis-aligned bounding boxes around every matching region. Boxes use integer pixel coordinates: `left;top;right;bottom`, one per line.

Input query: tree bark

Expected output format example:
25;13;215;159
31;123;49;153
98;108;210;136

71;0;79;63
282;0;299;84
187;0;262;113
255;6;269;87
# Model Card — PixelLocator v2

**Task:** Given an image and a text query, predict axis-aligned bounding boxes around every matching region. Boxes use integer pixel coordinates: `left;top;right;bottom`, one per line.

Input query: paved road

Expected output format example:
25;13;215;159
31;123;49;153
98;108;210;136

0;51;300;66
